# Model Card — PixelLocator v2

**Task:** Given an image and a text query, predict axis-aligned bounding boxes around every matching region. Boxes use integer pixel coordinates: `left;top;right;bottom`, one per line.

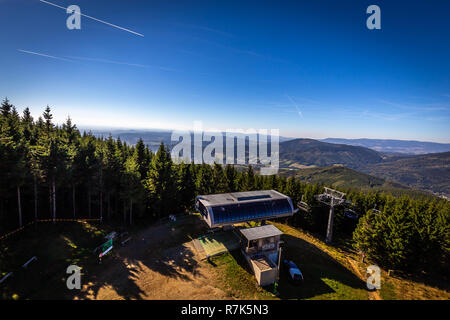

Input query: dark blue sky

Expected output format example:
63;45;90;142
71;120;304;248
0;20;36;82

0;0;449;142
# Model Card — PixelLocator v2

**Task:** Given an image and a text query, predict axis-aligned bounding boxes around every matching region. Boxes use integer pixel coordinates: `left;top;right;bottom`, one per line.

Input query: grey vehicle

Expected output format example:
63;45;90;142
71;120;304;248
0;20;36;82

283;259;304;284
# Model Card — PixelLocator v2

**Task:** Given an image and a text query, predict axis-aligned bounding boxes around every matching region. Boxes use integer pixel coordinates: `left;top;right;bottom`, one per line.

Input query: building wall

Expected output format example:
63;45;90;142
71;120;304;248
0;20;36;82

242;248;280;287
258;268;278;287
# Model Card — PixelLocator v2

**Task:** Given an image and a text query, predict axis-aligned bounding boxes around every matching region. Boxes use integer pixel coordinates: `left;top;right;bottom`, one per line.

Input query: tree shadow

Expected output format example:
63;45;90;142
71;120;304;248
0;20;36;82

149;244;203;281
0;222;144;300
222;233;367;300
1;218;368;300
63;215;208;300
275;234;367;299
73;254;146;300
0;219;207;300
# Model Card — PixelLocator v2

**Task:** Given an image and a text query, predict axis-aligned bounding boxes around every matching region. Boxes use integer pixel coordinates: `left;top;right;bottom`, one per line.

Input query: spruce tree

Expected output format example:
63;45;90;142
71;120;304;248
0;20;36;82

176;162;196;212
146;143;176;218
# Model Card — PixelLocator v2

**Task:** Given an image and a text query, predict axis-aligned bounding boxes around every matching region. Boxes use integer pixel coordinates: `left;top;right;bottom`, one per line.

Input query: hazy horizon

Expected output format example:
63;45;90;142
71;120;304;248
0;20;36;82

71;124;449;145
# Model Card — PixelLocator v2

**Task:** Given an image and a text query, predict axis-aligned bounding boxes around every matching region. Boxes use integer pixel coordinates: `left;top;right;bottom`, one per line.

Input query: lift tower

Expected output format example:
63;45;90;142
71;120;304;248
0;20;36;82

315;187;352;244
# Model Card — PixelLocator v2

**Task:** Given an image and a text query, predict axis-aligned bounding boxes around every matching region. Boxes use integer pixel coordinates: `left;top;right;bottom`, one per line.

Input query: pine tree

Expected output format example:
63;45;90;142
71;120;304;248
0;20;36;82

235;171;246;192
42;105;53;136
0;98;12;117
245;165;256;191
40;137;69;223
196;164;214;195
146;143;176;218
224;164;237;192
285;176;299;204
62;116;78;144
212;163;227;193
176;162;196;212
135;138;150;181
28;145;44;222
103;135;122;220
121;153;144;224
22;107;34;142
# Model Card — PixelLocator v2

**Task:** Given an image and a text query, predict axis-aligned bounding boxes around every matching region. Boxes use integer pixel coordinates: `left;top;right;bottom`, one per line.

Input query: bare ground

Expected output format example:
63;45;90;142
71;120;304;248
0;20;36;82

73;223;230;300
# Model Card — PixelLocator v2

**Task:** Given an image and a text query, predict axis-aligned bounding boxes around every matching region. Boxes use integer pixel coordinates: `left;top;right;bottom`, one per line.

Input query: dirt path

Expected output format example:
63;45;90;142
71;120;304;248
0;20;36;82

346;257;382;300
73;223;230;300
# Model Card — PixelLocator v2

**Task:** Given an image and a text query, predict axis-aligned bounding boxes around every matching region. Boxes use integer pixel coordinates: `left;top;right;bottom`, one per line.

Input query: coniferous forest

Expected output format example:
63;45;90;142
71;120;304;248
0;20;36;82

0;98;448;274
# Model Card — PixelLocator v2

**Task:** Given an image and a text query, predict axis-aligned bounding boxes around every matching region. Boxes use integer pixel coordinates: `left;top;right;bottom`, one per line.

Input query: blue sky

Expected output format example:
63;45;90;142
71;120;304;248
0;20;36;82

0;0;449;142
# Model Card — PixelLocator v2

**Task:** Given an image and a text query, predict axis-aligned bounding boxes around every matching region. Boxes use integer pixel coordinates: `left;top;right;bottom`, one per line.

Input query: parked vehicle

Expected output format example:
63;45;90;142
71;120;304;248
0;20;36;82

283;259;304;284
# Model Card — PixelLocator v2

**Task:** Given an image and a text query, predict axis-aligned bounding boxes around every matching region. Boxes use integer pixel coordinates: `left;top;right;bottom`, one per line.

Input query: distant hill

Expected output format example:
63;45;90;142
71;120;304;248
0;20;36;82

82;129;174;152
85;128;293;152
321;138;450;155
279;138;384;169
279;139;449;197
280;165;430;197
282;165;395;188
360;151;450;197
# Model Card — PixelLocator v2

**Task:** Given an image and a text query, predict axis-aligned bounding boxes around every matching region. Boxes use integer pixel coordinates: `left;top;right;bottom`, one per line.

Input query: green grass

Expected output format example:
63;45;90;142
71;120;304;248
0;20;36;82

210;253;275;300
380;279;397;300
209;223;369;300
198;232;240;257
274;222;449;300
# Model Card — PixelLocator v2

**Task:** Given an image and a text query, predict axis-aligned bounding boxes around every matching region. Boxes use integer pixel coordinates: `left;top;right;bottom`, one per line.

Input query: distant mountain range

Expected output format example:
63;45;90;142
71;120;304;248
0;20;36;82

85;128;292;152
83;128;449;197
85;128;449;156
279;138;450;197
321;138;450;155
84;129;175;151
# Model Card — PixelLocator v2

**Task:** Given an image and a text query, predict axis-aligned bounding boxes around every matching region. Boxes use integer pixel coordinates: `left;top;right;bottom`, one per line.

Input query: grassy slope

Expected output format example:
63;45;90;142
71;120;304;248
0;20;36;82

210;222;367;300
210;222;449;300
1;219;448;300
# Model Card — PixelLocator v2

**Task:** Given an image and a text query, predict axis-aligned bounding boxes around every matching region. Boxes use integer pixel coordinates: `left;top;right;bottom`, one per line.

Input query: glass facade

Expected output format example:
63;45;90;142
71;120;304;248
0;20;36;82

211;199;292;224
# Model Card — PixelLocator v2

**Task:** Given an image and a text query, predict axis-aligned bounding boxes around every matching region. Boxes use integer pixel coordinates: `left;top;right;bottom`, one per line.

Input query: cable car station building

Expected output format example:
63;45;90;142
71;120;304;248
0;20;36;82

195;190;295;228
195;190;297;286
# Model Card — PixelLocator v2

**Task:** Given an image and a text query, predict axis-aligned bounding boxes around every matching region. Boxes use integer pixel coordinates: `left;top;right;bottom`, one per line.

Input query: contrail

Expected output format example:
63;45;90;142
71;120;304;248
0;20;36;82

66;56;148;68
39;0;144;37
286;95;303;118
65;56;177;71
18;49;165;70
17;49;75;62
